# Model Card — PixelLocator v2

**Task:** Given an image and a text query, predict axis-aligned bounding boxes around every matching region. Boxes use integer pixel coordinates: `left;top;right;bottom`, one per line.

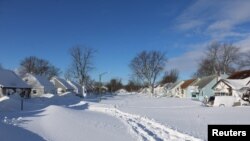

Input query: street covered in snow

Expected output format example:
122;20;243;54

1;93;250;141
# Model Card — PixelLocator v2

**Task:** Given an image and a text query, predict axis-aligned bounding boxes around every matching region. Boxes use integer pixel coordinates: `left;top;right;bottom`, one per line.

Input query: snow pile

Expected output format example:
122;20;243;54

213;96;237;107
39;93;54;98
68;101;87;108
115;89;127;94
0;118;46;141
18;105;133;141
2;116;23;126
154;85;167;96
0;96;9;102
0;94;25;112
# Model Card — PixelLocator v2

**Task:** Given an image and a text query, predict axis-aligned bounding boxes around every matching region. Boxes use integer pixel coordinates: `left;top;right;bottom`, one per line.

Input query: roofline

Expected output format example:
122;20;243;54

212;79;231;90
0;86;31;89
25;73;43;87
194;75;219;89
170;81;184;89
53;77;73;90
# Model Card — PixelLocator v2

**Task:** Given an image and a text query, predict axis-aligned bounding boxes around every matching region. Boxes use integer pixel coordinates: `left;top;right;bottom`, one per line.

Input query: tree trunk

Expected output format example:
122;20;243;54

151;84;154;96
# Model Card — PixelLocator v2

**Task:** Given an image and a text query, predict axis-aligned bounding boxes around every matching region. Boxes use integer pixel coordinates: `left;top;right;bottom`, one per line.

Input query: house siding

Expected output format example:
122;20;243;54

197;79;217;101
22;74;56;96
53;80;67;92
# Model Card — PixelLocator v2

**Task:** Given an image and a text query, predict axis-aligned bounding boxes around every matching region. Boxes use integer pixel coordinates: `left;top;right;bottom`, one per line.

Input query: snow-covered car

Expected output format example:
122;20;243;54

212;96;249;107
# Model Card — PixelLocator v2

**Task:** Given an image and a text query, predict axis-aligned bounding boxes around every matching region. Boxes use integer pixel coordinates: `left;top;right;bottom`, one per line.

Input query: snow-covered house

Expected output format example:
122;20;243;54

161;83;174;96
67;80;84;95
50;77;74;94
212;77;250;98
154;83;173;96
22;73;56;96
191;75;228;101
167;81;184;97
211;77;250;106
0;69;31;97
180;79;199;98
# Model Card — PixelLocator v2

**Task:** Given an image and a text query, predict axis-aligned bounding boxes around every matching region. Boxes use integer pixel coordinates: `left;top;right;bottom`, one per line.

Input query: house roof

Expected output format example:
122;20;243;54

163;83;174;89
52;77;74;90
0;69;30;88
170;81;183;90
67;80;82;91
24;73;55;88
194;75;217;89
181;79;197;89
228;70;250;79
223;77;250;89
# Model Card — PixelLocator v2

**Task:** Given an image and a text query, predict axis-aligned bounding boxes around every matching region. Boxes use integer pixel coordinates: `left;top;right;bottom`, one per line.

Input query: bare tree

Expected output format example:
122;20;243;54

125;79;142;92
18;56;60;78
194;42;240;77
66;45;95;86
238;50;250;70
130;50;167;94
106;78;123;93
161;69;179;84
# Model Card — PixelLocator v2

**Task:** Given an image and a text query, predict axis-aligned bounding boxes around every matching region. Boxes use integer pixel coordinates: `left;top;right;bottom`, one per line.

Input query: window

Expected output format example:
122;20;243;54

215;92;229;96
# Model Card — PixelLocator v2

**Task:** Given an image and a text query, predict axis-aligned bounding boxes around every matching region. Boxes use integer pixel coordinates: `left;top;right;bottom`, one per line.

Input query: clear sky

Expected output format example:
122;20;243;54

1;0;250;83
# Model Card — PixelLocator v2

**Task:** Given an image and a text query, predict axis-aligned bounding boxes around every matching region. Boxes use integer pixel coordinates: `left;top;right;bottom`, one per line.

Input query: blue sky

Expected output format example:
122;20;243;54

1;0;250;83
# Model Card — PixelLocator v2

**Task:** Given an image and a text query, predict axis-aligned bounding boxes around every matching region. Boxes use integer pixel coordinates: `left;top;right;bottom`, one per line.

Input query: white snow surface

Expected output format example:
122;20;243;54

213;96;237;107
0;69;30;88
1;93;250;141
67;80;83;94
51;77;74;90
224;77;250;89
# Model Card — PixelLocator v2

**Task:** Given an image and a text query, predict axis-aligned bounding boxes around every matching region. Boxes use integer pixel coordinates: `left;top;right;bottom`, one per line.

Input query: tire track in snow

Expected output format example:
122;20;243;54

88;105;203;141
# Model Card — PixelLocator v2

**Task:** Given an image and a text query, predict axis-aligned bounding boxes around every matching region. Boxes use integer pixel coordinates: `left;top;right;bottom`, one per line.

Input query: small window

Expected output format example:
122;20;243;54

32;90;37;94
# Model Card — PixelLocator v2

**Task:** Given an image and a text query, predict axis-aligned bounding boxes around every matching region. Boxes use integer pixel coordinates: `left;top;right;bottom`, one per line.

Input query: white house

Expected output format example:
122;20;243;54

0;69;31;97
180;79;199;98
212;77;250;98
211;77;250;106
67;80;84;95
22;73;56;96
50;77;74;94
167;81;184;97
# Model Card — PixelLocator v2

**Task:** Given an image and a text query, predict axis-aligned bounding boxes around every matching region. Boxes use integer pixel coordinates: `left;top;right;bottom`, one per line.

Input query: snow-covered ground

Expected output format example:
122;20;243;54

1;93;250;141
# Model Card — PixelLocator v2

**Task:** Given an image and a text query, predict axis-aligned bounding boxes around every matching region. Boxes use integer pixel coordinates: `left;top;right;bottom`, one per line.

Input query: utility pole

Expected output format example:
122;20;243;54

99;72;107;99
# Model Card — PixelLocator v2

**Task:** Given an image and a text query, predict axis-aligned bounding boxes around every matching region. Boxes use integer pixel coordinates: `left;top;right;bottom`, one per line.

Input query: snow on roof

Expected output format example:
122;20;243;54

170;81;183;90
223;77;250;90
52;77;74;90
0;69;30;88
67;80;82;91
194;75;217;89
163;83;174;89
34;75;54;88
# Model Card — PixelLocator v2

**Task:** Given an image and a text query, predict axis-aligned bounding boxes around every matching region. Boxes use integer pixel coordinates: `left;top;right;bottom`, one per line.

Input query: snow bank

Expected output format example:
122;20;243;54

213;96;237;107
19;105;133;141
0;96;9;102
116;89;127;93
39;93;54;98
